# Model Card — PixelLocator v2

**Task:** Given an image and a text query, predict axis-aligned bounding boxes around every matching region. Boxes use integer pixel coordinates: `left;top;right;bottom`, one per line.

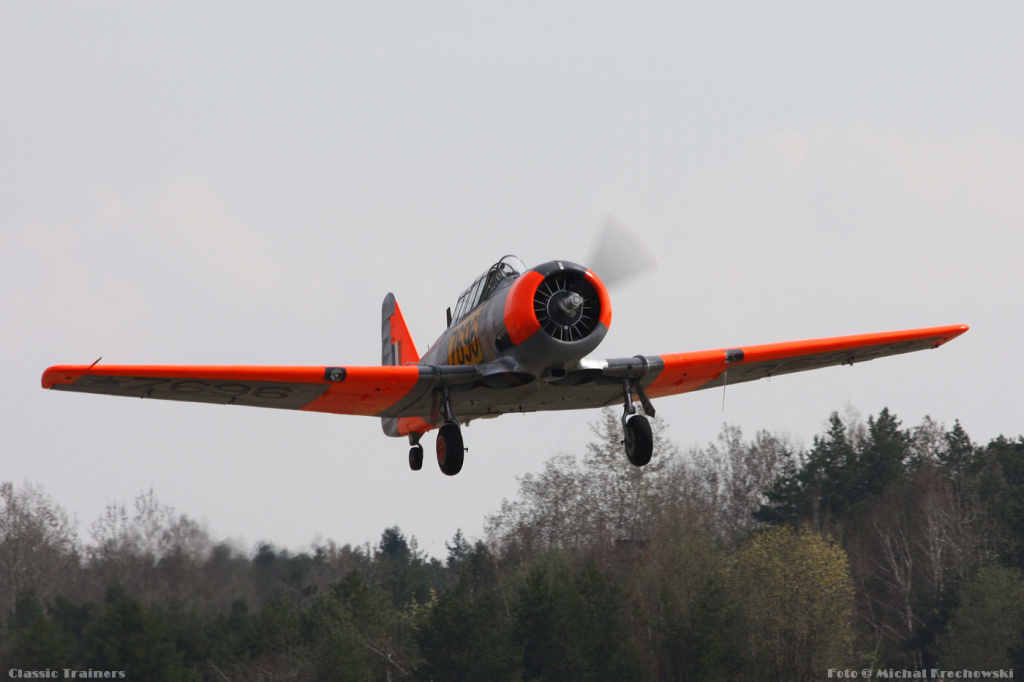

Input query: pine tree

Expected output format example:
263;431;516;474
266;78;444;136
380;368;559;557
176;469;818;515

857;408;911;497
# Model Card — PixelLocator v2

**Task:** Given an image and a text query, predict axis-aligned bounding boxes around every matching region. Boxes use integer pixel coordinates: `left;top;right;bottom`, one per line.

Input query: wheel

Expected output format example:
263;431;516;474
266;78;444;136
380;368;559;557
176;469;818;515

409;445;423;471
436;423;465;476
624;415;653;467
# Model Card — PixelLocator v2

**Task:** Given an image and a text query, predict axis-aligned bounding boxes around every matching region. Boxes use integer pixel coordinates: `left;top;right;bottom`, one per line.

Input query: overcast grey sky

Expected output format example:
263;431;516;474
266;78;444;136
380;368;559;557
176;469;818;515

3;3;1022;557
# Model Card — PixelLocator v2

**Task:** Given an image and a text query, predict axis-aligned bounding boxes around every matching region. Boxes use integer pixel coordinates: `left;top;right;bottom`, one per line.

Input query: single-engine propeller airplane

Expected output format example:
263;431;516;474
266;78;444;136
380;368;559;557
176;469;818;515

42;254;968;476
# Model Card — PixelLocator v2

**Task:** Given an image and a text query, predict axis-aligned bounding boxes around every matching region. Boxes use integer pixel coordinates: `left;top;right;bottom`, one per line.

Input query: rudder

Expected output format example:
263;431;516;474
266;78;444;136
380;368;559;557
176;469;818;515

381;293;420;366
381;293;420;439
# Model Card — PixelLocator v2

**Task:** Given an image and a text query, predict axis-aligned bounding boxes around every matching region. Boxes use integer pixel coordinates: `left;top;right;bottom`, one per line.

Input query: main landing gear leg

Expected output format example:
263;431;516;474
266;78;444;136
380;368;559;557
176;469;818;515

408;433;423;471
621;379;654;467
435;387;465;476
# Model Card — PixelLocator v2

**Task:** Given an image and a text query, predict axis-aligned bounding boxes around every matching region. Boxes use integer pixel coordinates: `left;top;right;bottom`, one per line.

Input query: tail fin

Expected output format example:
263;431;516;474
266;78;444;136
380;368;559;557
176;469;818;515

382;293;420;366
382;293;420;438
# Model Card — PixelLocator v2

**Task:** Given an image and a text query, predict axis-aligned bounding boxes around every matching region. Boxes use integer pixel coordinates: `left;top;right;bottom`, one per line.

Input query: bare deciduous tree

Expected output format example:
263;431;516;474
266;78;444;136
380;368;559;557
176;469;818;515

689;425;796;545
487;409;680;563
0;480;78;621
87;488;212;604
847;464;983;667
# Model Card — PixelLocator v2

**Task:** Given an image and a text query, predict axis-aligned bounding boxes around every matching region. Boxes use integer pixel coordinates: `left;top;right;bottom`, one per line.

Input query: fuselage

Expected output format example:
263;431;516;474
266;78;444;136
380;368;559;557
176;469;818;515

419;256;612;386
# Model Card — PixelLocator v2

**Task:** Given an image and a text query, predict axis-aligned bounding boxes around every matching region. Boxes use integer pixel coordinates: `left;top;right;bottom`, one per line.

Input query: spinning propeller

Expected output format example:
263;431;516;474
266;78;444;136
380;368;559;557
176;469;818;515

586;216;658;288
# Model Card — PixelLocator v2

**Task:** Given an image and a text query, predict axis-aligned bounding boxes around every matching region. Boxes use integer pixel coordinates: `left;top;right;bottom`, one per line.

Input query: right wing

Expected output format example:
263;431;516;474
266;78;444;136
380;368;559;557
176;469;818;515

41;364;428;417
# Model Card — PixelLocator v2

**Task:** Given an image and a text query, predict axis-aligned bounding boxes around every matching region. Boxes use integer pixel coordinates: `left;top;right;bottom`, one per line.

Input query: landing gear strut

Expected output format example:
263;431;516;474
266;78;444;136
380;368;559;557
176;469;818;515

621;379;654;467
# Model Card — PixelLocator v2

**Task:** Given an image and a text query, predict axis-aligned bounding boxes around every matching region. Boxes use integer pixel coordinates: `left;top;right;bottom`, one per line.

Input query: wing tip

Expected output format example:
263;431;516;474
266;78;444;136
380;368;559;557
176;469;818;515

933;323;970;348
42;365;83;389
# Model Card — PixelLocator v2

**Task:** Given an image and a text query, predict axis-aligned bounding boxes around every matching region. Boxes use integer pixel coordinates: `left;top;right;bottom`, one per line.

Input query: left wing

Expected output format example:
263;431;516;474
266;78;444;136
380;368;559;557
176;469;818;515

430;323;970;421
641;323;969;399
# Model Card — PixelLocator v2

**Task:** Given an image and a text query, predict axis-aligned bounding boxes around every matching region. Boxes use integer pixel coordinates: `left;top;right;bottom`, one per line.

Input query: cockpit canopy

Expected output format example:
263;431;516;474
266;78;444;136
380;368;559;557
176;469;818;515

450;255;526;325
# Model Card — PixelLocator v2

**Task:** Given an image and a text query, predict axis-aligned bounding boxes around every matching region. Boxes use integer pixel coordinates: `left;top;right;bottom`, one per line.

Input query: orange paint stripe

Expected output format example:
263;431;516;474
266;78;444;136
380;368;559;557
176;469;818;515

390;300;421;364
42;364;329;389
504;270;544;345
396;416;433;436
300;365;422;416
645;349;729;398
739;324;969;363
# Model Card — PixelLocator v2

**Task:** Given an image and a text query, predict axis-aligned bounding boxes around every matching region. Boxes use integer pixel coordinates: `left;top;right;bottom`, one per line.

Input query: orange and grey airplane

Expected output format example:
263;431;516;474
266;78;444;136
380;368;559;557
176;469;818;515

42;255;968;476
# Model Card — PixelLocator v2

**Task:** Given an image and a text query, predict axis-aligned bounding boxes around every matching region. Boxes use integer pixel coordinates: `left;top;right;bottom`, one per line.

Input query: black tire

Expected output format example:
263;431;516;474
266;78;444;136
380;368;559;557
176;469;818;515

409;445;423;471
624;415;653;467
436;423;465;476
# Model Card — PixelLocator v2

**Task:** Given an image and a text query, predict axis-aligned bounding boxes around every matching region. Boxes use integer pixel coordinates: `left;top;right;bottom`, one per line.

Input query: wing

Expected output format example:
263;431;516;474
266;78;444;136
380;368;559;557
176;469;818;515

41;364;428;417
421;324;970;424
43;324;968;429
641;323;969;399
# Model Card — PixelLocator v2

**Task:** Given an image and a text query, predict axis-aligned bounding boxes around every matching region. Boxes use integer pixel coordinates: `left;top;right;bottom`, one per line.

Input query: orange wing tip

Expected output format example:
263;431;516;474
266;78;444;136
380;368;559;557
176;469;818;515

931;324;970;347
42;366;84;389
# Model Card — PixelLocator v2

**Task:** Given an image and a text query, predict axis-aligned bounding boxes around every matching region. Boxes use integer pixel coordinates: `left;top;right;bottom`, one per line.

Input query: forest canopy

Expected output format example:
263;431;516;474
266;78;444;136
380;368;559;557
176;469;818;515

2;407;1022;680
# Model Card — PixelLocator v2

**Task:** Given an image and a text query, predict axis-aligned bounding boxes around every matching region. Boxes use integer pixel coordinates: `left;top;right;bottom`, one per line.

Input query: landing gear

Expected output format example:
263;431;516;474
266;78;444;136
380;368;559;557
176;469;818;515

621;378;655;467
624;414;653;466
436;423;464;476
407;433;425;471
409;445;423;471
432;386;466;476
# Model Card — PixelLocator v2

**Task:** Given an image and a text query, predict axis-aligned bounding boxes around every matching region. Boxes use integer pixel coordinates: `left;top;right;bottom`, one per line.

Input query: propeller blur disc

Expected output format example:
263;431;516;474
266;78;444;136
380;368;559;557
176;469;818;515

587;216;658;287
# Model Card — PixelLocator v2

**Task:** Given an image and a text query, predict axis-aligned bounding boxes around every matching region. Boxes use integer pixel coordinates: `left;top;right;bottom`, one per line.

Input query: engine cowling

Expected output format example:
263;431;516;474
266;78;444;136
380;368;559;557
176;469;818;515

501;260;611;373
420;260;612;383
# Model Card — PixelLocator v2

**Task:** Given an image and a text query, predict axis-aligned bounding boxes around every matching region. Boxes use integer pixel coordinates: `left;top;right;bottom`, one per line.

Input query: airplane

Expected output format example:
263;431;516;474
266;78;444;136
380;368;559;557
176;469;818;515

42;254;968;476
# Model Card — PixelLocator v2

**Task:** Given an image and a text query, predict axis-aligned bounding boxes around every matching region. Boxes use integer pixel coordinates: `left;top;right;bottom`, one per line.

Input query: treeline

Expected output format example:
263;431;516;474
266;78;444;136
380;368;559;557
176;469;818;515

1;408;1023;680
